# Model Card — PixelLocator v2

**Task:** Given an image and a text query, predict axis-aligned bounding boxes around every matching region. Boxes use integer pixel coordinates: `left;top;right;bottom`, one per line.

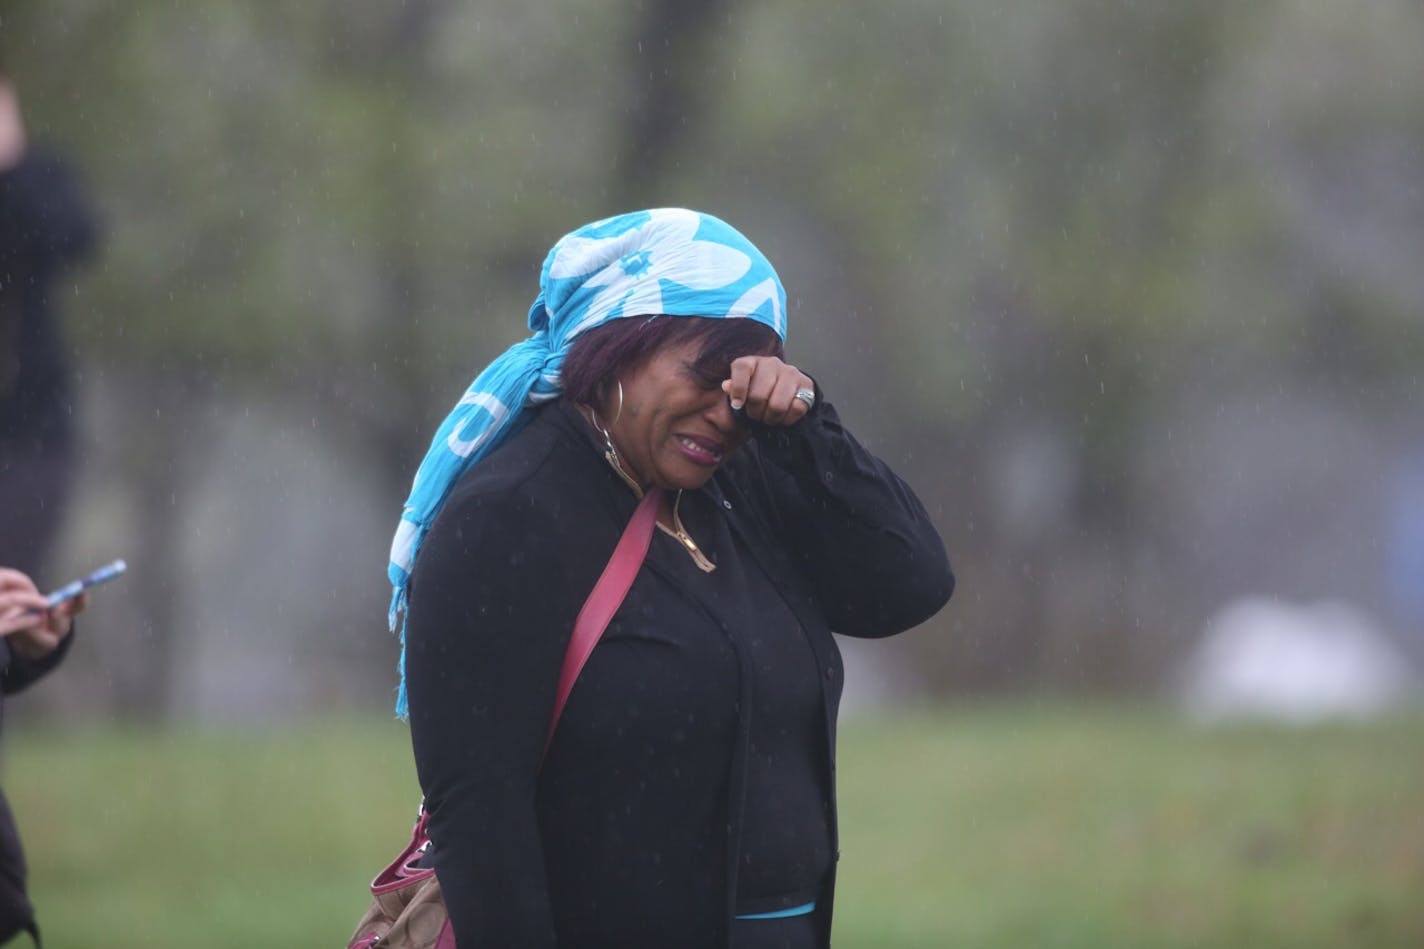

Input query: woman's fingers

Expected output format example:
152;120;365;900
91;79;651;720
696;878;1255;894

0;617;35;638
53;592;88;620
0;590;47;615
0;590;48;637
0;568;40;594
743;361;781;422
723;359;753;410
724;356;814;426
763;371;809;426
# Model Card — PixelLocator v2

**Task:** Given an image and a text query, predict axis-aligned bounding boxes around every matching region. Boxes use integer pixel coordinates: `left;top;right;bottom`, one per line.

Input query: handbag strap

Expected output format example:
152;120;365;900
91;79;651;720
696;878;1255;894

378;489;663;897
542;486;662;758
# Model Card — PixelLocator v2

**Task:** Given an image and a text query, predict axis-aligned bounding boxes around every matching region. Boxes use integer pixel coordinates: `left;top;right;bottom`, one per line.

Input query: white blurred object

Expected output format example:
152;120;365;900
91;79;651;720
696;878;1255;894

1179;597;1418;723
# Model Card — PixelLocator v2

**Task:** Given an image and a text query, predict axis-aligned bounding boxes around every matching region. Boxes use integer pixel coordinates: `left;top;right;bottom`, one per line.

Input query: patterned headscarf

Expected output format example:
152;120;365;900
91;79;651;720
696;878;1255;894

388;208;787;715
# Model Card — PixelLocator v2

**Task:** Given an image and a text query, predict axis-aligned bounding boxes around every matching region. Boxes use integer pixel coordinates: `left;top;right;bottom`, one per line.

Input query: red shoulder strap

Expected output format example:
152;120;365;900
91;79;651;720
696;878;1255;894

395;489;662;894
543;487;662;758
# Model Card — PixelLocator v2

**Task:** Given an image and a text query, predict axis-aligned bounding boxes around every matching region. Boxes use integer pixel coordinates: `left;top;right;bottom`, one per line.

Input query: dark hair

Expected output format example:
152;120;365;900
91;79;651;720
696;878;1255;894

562;316;784;407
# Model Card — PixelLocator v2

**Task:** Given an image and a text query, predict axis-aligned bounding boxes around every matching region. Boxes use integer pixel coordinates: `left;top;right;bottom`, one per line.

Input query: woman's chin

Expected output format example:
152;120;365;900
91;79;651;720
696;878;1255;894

653;462;720;492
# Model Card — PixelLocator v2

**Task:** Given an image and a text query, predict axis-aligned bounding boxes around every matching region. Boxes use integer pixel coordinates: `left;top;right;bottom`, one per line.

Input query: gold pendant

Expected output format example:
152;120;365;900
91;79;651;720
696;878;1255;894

657;491;717;573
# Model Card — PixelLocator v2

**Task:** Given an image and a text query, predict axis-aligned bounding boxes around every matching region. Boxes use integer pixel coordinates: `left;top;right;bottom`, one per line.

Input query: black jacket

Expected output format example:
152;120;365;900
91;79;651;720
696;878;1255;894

0;148;99;449
0;633;74;946
405;396;952;948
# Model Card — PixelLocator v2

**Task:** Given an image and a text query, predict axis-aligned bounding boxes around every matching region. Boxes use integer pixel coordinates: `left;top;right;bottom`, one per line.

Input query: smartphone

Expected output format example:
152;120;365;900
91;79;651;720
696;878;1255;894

45;559;127;608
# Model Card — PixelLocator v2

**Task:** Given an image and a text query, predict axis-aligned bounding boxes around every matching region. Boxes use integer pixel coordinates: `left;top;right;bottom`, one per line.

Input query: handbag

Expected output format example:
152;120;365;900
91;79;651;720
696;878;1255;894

347;488;663;949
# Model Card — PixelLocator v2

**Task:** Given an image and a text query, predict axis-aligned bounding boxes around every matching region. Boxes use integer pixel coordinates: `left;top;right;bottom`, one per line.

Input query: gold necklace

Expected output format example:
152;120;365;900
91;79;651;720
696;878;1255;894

657;491;717;573
581;403;716;573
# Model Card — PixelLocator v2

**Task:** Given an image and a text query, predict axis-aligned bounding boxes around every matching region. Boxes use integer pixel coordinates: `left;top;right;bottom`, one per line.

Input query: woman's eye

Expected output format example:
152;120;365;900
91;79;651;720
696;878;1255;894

685;364;724;390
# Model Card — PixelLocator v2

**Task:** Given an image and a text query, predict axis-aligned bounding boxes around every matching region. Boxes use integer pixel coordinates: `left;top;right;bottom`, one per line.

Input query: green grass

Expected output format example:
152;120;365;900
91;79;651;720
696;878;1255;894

833;704;1424;949
5;704;1422;948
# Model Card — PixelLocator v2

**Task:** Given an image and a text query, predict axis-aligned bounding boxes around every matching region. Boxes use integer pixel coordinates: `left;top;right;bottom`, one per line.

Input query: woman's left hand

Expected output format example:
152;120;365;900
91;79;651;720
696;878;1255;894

722;356;816;427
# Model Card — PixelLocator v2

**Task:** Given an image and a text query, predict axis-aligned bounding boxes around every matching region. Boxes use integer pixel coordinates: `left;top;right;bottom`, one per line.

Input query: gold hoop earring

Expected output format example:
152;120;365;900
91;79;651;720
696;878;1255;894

589;404;642;495
612;379;624;425
589;407;617;457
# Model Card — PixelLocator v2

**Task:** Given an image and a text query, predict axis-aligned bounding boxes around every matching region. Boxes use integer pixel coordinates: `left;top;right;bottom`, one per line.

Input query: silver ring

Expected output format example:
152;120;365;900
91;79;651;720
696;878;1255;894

794;387;816;410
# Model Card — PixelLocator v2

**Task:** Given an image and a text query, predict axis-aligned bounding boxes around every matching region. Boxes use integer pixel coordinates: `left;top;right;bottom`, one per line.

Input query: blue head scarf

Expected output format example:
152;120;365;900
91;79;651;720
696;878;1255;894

388;208;788;715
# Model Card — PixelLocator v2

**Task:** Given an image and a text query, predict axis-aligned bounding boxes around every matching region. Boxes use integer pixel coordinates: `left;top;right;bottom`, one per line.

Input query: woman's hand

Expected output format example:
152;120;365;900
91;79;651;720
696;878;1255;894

721;355;816;427
0;568;83;660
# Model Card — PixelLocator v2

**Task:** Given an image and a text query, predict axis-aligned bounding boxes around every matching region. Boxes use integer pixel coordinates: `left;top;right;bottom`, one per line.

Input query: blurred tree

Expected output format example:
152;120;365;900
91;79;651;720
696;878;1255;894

612;0;734;204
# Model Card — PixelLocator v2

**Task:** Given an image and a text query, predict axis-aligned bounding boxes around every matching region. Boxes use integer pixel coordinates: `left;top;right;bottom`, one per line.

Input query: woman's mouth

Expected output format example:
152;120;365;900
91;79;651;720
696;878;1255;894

676;434;724;466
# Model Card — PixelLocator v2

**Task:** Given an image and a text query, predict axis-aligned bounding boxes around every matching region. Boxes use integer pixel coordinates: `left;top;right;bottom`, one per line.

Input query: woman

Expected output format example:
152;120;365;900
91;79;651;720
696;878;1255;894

392;209;952;948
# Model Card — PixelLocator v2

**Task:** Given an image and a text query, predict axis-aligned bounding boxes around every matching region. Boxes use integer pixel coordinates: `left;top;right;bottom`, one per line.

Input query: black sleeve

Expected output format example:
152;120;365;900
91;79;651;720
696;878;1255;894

734;388;954;638
0;150;100;270
403;486;592;948
0;628;75;695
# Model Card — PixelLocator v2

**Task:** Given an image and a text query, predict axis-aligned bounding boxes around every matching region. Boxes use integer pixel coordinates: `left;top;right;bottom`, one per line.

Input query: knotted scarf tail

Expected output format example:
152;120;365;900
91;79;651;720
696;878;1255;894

391;587;411;719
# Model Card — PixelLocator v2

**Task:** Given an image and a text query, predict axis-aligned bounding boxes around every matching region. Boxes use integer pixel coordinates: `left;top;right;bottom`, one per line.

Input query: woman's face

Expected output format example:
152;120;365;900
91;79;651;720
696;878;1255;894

605;339;750;491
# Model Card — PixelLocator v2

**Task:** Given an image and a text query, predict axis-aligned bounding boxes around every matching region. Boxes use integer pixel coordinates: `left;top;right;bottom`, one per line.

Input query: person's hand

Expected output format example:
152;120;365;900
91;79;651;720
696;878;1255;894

0;568;83;660
0;81;27;171
721;355;817;427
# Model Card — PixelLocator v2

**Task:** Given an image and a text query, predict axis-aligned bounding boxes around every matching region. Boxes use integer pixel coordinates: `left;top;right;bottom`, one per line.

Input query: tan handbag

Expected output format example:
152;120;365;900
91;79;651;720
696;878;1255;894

346;489;661;948
347;807;453;949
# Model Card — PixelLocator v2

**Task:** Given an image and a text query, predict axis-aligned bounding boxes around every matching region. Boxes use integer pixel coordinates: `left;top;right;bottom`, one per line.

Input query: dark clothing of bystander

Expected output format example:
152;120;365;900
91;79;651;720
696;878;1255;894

0;631;74;945
0;146;96;945
0;148;99;578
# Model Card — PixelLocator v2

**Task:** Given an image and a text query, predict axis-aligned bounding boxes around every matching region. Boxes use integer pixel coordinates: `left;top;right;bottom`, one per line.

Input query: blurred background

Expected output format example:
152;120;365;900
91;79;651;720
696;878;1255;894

2;1;1422;946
